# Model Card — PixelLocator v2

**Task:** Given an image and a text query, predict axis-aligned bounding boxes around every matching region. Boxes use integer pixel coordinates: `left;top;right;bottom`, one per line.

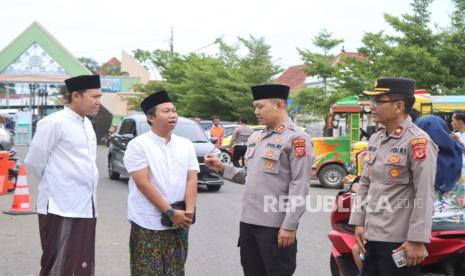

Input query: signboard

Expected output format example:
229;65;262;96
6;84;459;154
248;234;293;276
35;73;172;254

100;77;121;93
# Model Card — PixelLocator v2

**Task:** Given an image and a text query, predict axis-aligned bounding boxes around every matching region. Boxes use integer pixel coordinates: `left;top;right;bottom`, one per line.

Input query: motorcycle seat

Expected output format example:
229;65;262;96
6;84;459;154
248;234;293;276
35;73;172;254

432;222;465;232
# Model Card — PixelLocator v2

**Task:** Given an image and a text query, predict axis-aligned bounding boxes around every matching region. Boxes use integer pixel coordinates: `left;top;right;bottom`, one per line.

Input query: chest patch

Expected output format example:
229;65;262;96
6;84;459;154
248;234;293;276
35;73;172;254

388;155;401;164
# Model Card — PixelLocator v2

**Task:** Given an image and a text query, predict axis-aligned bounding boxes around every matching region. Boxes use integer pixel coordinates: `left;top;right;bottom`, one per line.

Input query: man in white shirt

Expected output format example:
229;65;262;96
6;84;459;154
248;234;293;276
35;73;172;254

25;75;102;276
451;112;465;147
123;90;199;275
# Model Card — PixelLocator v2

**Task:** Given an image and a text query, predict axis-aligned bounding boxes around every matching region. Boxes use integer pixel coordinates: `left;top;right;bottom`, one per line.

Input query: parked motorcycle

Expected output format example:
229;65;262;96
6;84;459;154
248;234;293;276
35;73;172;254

328;180;465;276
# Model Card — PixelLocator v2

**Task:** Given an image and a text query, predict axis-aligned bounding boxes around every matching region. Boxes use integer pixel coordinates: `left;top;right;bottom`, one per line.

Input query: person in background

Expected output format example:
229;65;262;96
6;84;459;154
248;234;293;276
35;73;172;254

209;115;225;148
416;115;465;225
451;112;465;146
193;115;201;124
230;116;252;167
25;75;102;276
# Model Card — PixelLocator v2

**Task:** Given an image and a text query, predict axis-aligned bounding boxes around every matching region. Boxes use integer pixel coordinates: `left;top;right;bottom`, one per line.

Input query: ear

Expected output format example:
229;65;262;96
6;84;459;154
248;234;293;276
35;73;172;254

147;113;155;124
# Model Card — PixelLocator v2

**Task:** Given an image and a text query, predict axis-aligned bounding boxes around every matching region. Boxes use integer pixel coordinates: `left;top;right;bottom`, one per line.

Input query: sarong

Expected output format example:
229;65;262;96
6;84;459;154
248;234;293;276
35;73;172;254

129;222;188;276
38;213;97;276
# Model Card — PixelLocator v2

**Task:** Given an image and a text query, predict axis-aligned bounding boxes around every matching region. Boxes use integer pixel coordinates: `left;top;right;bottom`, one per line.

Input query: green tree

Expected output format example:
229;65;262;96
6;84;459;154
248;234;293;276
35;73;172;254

133;36;279;121
78;57;100;74
298;29;343;93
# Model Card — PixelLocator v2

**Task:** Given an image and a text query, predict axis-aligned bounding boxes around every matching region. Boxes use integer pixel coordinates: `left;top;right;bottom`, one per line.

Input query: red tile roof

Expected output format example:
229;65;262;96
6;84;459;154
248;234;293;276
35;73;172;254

274;65;308;92
275;50;366;93
330;51;367;66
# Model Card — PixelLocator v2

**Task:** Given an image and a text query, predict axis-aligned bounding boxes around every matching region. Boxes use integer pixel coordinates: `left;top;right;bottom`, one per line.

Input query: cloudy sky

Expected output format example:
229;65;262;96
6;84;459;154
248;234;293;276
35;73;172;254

0;0;456;75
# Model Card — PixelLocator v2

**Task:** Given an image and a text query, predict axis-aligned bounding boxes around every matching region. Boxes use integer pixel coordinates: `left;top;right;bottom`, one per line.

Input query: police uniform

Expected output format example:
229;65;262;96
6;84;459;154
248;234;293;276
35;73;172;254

231;124;253;167
349;78;439;276
223;84;312;276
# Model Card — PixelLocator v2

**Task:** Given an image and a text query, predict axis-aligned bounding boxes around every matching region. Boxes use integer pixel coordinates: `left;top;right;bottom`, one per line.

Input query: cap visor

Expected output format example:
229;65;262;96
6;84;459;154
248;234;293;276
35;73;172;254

363;90;389;96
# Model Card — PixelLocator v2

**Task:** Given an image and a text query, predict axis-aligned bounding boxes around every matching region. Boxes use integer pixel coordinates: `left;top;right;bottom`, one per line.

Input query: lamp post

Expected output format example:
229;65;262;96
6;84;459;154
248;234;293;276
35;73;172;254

28;83;38;116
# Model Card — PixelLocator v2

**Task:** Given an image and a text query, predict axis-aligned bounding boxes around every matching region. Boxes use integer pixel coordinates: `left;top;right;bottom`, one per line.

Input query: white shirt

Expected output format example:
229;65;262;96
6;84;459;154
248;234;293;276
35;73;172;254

124;131;199;230
458;131;465;146
25;107;98;218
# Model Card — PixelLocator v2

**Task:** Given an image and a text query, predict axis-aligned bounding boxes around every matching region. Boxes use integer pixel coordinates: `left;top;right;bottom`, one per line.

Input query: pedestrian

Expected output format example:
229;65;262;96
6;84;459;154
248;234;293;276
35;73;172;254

451;112;465;146
415;115;465;224
24;75;102;276
231;116;252;167
204;84;312;276
349;77;438;276
209;115;225;148
123;90;199;275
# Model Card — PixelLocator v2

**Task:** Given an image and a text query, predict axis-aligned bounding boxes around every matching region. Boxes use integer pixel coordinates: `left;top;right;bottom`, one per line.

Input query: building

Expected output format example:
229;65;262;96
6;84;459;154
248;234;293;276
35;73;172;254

0;21;149;144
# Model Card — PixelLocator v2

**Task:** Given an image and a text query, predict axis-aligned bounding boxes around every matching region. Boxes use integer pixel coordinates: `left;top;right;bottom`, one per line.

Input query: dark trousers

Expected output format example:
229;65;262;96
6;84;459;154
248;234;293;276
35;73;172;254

238;222;297;276
362;241;421;276
38;214;97;276
233;145;247;167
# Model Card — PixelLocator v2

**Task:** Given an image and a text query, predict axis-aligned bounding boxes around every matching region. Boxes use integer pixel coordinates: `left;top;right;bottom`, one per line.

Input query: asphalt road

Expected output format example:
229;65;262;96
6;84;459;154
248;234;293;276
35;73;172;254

0;145;338;276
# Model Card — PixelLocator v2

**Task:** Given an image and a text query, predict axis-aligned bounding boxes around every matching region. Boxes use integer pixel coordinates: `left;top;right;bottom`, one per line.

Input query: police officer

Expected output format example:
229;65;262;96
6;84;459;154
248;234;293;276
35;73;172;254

231;115;253;167
204;84;312;276
349;77;438;276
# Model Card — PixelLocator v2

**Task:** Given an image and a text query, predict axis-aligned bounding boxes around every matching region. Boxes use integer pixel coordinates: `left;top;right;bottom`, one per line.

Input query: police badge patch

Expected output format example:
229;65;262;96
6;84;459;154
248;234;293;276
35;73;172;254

292;137;306;158
410;137;428;161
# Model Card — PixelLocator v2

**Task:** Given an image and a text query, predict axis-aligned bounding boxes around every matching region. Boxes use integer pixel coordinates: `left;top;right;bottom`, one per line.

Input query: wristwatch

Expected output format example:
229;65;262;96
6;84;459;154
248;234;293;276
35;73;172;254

164;208;175;218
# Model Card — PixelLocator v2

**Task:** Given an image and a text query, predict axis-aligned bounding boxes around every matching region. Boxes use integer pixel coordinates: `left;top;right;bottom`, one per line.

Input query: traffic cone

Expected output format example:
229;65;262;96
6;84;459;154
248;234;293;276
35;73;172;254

3;165;35;215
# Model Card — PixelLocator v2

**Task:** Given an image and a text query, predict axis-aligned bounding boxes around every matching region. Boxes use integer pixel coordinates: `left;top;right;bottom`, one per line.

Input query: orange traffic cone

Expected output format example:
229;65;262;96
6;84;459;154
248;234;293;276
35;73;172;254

3;165;35;215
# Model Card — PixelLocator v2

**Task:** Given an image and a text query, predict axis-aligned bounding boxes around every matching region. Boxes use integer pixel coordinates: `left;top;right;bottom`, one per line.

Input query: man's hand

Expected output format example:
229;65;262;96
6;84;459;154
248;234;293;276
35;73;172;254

393;241;427;267
170;210;192;228
277;228;296;248
204;153;225;173
354;226;366;255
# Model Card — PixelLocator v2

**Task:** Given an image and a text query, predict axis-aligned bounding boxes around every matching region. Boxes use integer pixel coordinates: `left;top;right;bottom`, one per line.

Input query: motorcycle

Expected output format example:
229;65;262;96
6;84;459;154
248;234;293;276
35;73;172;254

328;151;465;276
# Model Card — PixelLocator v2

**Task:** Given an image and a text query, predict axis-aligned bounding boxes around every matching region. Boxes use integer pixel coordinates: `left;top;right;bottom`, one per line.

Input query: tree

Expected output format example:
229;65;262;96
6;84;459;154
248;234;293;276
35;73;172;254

78;57;100;74
298;29;343;93
133;36;280;121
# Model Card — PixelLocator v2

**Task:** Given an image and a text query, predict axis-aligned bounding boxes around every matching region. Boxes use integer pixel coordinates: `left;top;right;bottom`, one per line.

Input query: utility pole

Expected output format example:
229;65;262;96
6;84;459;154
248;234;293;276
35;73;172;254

169;26;174;53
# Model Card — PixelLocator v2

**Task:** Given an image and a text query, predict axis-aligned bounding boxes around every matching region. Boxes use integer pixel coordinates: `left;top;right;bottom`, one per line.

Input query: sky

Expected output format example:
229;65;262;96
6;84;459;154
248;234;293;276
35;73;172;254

0;0;456;76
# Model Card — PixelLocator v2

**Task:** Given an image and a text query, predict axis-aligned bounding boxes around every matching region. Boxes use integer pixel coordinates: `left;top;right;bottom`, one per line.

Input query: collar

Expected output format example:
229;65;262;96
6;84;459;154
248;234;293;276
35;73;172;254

149;130;172;145
379;116;412;139
64;106;84;121
266;118;295;134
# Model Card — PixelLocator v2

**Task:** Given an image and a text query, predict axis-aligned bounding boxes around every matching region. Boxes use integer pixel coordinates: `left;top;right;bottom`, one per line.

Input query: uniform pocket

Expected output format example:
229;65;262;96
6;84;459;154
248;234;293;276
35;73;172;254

262;150;281;174
384;155;409;184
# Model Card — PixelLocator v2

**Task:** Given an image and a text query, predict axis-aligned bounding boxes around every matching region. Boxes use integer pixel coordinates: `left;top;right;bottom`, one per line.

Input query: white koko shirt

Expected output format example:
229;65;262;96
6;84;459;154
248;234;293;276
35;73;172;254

124;130;199;230
25;107;99;218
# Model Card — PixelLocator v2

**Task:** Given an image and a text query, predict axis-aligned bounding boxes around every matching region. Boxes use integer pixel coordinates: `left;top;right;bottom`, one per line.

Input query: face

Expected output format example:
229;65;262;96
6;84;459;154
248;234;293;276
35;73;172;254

369;94;404;124
148;102;178;131
213;118;220;126
451;114;461;131
253;99;280;126
72;88;102;116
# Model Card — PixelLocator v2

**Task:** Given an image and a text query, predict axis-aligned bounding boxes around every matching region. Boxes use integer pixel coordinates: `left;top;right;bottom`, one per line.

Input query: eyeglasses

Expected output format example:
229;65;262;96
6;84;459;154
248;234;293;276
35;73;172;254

370;99;400;106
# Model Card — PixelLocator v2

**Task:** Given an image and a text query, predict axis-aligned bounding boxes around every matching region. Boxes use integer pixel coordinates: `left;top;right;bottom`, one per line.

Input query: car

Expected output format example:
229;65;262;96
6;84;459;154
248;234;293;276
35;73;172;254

108;113;224;191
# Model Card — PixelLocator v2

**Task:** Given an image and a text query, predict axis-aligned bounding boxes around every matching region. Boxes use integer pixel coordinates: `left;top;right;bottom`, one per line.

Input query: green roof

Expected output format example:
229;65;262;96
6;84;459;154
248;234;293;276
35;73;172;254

0;21;91;76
